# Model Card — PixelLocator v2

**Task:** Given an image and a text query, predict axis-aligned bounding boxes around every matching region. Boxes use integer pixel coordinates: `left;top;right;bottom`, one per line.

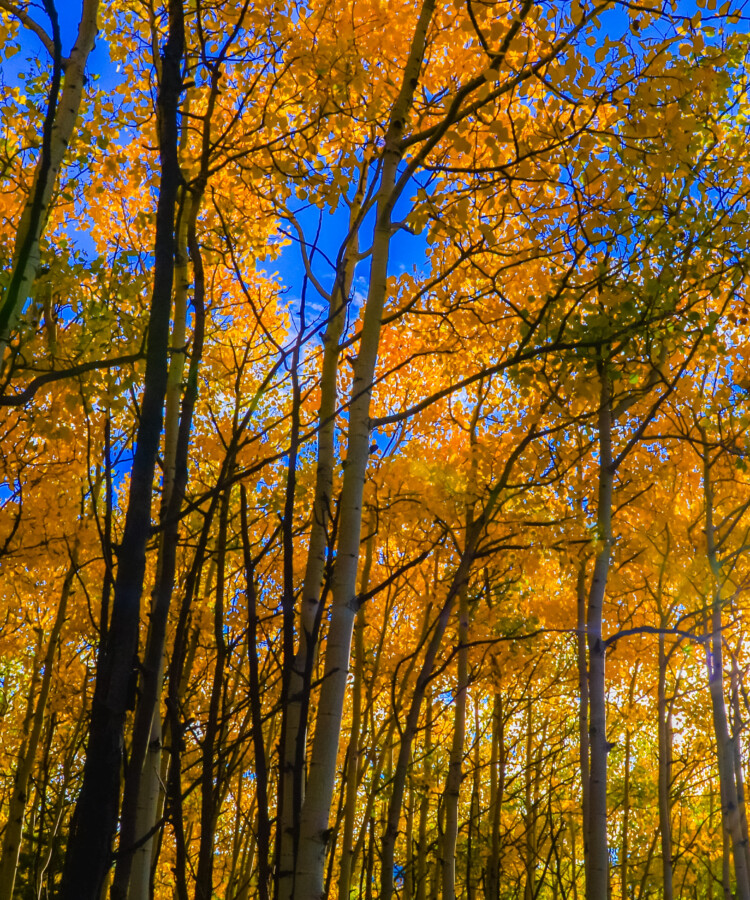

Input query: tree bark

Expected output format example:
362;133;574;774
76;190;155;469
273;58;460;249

291;6;435;896
524;702;536;900
58;4;184;894
241;487;272;900
416;690;432;900
487;692;505;900
576;560;590;889
467;697;481;900
194;488;232;900
703;443;750;900
380;547;479;900
115;186;204;900
730;650;750;878
337;526;372;900
619;665;638;900
441;582;469;900
586;372;614;900
277;167;366;900
658;631;673;900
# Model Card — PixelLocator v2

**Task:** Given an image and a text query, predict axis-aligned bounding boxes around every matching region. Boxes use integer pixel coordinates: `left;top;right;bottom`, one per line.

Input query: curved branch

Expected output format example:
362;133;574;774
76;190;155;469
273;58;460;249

0;352;143;406
0;0;61;62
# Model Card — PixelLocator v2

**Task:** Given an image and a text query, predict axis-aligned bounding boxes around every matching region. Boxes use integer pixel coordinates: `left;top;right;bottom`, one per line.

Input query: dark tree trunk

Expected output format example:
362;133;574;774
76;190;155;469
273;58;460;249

194;488;231;900
586;372;614;900
111;189;205;900
58;4;184;896
241;488;272;900
658;632;673;900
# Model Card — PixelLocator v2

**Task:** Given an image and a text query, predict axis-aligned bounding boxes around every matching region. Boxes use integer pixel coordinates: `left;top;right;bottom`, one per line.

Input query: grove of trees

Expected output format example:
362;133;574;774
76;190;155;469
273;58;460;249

1;0;750;898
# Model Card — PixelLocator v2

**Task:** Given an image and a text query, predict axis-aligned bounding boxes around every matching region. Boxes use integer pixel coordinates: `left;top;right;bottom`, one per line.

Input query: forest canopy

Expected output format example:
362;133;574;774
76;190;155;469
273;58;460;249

1;1;750;899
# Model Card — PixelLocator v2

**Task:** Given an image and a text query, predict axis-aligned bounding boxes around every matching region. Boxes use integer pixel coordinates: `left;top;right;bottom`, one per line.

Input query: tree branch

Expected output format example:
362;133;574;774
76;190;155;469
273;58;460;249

0;352;144;406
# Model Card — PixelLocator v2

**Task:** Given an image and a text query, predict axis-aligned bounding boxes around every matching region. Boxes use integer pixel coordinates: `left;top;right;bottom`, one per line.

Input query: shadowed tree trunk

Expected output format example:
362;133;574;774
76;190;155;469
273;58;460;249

112;183;205;900
658;631;674;900
57;3;184;895
702;435;750;900
730;649;750;877
576;560;590;891
194;487;232;900
586;370;614;900
416;690;433;900
442;580;469;900
487;692;505;900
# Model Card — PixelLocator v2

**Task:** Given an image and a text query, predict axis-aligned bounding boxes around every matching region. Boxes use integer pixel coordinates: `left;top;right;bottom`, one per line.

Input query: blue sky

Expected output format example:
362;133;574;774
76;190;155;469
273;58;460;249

3;1;117;87
1;0;732;309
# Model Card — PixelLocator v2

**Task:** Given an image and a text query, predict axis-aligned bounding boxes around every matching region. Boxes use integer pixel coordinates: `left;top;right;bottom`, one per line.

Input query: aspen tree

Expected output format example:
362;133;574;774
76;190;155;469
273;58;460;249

585;367;614;900
291;5;438;895
337;522;372;900
0;552;77;900
442;395;481;900
0;0;99;347
58;1;184;893
277;162;369;900
701;428;750;900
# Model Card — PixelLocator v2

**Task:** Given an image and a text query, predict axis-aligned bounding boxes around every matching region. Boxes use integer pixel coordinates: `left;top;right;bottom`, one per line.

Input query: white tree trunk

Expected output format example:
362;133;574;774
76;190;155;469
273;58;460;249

337;526;372;900
278;191;361;900
0;0;99;344
291;11;436;898
291;8;435;897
